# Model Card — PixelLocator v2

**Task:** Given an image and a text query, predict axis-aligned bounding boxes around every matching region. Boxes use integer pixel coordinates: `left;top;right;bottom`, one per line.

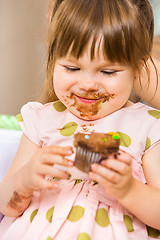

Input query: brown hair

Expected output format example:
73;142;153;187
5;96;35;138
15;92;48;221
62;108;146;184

41;0;154;103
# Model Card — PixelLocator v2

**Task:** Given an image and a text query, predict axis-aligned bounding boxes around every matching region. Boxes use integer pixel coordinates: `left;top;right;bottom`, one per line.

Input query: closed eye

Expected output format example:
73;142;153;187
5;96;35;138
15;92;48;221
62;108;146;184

101;70;117;76
64;66;80;72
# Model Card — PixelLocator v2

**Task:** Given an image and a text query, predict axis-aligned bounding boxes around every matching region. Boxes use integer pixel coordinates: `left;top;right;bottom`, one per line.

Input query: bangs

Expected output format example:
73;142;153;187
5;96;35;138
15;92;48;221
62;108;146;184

48;0;150;67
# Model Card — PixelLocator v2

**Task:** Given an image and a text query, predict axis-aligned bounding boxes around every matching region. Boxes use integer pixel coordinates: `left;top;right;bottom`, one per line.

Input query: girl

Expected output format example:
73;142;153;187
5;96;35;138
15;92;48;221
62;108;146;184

1;0;160;239
47;0;160;109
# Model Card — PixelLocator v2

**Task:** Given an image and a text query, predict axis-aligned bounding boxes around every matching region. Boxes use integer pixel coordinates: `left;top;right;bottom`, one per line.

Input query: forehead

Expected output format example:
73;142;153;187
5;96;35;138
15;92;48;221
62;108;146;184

67;34;108;61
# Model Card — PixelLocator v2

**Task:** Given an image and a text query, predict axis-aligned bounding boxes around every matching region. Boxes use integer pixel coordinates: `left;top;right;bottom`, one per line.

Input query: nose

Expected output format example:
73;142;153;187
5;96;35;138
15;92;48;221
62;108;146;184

78;74;98;91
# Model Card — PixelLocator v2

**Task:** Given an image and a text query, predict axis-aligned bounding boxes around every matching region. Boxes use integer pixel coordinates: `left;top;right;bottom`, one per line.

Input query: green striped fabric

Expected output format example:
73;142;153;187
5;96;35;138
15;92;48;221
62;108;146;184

0;114;21;131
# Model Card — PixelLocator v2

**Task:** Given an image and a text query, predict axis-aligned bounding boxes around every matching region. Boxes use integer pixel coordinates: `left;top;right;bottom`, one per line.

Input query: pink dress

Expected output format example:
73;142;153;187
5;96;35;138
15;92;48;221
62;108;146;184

1;101;160;240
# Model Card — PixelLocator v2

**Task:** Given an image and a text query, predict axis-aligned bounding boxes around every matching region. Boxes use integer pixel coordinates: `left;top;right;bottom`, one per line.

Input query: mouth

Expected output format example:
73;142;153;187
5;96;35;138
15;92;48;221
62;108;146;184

74;94;101;104
67;92;115;119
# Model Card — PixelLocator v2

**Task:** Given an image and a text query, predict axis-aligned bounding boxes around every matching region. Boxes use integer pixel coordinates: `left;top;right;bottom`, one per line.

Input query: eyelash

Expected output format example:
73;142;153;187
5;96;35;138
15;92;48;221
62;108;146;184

64;66;80;72
101;70;117;76
64;66;117;76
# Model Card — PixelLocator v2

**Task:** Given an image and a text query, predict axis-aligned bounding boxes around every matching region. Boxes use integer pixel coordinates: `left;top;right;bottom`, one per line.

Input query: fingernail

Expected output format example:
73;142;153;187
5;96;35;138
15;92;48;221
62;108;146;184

48;183;59;189
89;172;94;178
91;164;96;170
68;161;73;166
65;172;71;179
101;160;106;165
67;149;73;155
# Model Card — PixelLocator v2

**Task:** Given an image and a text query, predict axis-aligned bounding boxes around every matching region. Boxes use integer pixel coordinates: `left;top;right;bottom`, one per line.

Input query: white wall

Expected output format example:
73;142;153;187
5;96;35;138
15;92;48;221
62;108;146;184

0;0;48;115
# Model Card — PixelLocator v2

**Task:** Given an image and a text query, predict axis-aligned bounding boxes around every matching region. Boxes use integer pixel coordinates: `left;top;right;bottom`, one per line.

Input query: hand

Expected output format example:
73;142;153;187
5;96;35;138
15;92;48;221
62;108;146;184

89;150;134;201
20;146;73;191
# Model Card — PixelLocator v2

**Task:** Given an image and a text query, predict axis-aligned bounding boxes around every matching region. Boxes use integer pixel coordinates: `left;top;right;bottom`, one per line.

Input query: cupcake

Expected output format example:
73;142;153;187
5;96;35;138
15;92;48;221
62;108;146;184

74;132;120;172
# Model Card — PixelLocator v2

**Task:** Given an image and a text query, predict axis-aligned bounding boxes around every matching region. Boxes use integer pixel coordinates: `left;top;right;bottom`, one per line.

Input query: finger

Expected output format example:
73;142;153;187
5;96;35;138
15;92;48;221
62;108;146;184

36;175;60;189
91;164;120;184
40;153;73;167
38;164;71;179
102;151;132;165
43;146;73;156
89;172;108;186
117;151;132;165
101;159;131;175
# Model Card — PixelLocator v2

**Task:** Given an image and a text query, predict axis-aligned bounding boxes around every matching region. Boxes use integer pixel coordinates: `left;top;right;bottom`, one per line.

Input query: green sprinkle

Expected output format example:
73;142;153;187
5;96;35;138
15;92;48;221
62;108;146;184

112;134;120;140
104;138;107;142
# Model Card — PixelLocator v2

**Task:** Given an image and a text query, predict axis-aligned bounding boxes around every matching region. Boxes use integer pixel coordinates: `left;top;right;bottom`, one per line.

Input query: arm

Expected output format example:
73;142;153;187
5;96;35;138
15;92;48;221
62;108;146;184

0;134;73;217
89;144;160;229
0;134;38;217
133;57;160;110
119;143;160;229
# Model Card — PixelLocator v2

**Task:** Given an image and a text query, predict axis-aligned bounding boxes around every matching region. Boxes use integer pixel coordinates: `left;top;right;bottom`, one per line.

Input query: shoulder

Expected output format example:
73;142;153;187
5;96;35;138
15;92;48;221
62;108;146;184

138;102;160;120
130;102;160;130
118;102;160;145
125;102;160;119
17;100;68;145
19;100;69;129
138;103;160;151
20;100;67;119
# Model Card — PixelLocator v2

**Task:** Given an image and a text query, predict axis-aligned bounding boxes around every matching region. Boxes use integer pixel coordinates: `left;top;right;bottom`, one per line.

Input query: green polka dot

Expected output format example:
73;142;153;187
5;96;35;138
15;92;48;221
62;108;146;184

77;233;91;240
95;208;110;227
93;181;98;185
74;179;83;185
124;215;134;232
16;113;23;122
67;206;84;222
148;110;160;119
53;101;67;112
60;122;78;136
145;137;151;150
30;209;38;223
46;207;55;223
46;237;52;240
147;225;160;238
53;177;60;180
116;132;131;147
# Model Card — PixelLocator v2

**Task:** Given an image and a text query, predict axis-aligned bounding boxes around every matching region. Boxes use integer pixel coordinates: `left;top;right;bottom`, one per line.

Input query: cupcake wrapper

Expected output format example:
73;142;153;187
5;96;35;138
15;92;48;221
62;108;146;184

74;146;102;173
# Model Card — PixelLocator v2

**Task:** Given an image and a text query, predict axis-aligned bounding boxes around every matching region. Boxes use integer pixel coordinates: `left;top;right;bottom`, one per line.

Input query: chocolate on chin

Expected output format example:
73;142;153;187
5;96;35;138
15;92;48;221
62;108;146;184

73;132;120;173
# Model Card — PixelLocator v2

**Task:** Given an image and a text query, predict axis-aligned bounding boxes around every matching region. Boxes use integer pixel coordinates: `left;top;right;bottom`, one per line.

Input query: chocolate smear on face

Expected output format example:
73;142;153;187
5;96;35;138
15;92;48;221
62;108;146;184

69;93;115;118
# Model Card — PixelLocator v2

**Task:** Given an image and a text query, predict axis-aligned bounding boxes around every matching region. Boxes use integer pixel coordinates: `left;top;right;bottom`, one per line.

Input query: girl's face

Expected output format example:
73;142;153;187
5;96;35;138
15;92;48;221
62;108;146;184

53;44;134;121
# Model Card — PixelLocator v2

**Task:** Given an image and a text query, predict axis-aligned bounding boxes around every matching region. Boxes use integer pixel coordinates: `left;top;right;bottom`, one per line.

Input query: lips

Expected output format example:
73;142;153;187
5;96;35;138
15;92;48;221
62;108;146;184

75;95;100;104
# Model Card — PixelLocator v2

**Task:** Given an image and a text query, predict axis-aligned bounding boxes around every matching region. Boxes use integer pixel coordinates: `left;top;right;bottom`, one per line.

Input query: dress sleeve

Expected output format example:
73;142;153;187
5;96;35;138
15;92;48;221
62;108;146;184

145;118;160;152
17;102;44;146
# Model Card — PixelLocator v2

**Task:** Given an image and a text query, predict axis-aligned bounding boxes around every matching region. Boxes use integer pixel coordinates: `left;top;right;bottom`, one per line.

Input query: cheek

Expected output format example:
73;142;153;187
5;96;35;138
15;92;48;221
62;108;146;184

103;79;124;94
53;72;64;99
53;71;74;92
53;71;65;90
53;72;74;105
103;77;133;100
114;75;133;91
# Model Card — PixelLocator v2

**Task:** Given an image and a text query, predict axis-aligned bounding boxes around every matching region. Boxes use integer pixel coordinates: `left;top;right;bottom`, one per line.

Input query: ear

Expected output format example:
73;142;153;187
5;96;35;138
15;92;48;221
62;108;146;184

132;68;142;97
133;70;139;83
